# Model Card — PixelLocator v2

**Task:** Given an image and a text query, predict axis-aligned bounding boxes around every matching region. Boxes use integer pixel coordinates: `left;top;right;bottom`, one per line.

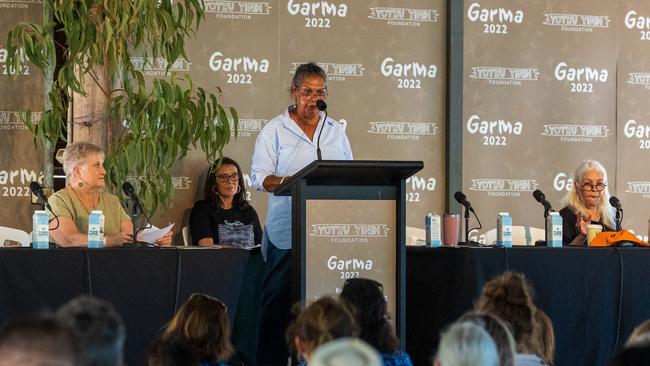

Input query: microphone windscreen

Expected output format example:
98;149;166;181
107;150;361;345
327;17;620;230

533;189;545;203
454;191;466;205
316;100;327;111
30;181;42;194
609;196;621;208
122;182;134;195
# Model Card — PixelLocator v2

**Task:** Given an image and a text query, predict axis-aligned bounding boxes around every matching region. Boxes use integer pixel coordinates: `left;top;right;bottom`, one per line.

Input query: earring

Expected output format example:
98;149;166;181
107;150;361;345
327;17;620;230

236;185;241;193
78;182;83;188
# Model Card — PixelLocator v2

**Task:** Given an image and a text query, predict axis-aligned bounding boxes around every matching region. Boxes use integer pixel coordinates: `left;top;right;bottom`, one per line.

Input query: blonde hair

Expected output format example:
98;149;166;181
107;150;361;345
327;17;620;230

163;293;233;363
561;159;615;229
627;319;650;347
62;142;104;181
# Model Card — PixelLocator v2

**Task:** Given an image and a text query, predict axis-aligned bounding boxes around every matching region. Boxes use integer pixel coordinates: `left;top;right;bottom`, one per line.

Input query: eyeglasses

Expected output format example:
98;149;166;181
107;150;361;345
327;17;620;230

581;182;606;192
216;173;239;183
298;87;327;99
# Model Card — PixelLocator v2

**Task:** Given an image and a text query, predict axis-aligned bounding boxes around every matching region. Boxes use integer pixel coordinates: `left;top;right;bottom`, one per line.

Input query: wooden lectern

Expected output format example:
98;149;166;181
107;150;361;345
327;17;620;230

275;160;423;347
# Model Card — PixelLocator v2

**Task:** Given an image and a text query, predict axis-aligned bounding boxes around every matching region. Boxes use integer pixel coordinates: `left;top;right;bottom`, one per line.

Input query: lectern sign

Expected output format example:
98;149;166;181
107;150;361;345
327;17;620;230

305;199;397;320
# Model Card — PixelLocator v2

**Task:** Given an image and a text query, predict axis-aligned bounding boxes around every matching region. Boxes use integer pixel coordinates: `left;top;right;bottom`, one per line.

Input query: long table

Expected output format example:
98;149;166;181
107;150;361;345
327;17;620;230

405;246;650;366
1;246;648;366
0;247;249;366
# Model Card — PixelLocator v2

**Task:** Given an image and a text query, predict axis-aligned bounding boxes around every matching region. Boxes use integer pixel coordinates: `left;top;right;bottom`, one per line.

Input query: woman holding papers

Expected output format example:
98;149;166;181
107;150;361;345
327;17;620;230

190;157;262;248
48;142;171;247
559;160;615;246
250;62;353;365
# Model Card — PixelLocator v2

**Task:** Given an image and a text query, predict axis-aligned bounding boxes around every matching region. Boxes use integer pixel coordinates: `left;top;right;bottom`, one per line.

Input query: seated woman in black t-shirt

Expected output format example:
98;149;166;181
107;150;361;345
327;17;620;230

559;160;616;246
190;157;262;248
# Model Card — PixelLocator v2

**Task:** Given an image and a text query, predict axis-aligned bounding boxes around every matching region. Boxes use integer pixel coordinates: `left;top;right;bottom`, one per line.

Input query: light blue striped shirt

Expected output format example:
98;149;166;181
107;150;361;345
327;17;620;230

251;109;353;255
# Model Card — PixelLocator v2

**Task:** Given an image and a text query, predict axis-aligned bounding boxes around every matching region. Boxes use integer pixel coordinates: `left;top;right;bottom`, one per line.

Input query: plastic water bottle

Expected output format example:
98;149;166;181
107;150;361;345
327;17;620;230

32;210;49;249
88;210;105;248
546;212;563;247
497;212;512;247
425;212;442;247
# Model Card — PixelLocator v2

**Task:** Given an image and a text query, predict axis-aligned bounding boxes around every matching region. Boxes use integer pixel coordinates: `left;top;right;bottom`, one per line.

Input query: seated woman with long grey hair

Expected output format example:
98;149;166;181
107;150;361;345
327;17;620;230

559;159;616;246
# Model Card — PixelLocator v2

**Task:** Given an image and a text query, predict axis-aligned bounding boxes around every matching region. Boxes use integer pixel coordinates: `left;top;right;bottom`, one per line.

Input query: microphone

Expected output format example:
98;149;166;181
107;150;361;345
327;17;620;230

315;100;327;161
609;196;621;209
122;182;140;206
454;191;474;212
30;181;53;212
533;189;553;212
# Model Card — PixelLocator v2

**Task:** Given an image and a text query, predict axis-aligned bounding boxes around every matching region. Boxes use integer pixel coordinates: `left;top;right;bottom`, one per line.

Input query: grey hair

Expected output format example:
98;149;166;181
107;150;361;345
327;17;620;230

560;159;615;229
290;62;327;93
436;321;499;366
62;142;104;181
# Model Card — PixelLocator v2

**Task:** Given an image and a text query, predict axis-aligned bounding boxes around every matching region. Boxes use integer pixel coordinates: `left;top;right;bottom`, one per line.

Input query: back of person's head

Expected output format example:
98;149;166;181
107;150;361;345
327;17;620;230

534;309;555;365
608;344;650;366
163;293;233;363
0;315;79;366
147;335;199;366
627;319;650;347
339;278;398;353
459;312;515;366
310;338;382;366
56;295;125;366
475;271;537;353
287;296;359;361
434;321;499;366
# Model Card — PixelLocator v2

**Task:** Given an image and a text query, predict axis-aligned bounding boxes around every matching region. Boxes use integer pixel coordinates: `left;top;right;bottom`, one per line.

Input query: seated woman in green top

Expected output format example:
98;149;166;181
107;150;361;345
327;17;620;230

48;141;172;247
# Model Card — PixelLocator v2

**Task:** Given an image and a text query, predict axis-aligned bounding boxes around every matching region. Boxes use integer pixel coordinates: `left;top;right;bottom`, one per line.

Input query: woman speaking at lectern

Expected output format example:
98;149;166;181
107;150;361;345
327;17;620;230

250;62;353;365
559;160;615;246
48;142;171;247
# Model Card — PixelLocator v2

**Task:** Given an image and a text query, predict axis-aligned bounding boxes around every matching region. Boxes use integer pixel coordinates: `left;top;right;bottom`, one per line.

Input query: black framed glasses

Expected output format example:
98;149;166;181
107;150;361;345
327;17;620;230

581;182;606;192
216;173;239;183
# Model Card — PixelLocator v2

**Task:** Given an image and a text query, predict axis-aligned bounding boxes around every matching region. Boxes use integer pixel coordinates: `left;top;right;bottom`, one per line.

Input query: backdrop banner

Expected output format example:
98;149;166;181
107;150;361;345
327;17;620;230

463;0;618;243
147;0;448;242
0;0;44;232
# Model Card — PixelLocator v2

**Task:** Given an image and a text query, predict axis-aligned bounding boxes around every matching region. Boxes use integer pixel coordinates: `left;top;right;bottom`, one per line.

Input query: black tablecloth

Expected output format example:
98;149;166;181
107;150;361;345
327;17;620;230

405;246;650;366
0;247;249;366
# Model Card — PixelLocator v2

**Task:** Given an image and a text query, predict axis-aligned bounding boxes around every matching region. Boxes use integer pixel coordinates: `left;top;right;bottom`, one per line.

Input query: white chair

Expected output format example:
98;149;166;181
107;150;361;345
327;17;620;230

484;225;545;246
181;225;191;246
0;226;31;247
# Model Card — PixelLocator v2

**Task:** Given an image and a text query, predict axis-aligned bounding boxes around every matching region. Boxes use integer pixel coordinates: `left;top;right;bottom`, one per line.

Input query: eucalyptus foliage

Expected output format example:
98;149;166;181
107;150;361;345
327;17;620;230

6;0;236;214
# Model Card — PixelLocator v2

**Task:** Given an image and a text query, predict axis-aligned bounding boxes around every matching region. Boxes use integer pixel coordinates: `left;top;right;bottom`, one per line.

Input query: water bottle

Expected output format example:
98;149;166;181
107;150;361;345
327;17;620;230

497;212;512;247
32;210;49;249
546;212;563;247
88;210;105;248
425;212;442;247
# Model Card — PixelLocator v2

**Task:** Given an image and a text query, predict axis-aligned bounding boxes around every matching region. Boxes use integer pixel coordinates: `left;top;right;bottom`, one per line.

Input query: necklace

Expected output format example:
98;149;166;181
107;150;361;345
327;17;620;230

69;185;99;213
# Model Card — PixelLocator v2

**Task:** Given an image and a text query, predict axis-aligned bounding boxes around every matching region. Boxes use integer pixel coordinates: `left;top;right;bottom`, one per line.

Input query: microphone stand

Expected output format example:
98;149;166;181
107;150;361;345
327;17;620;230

543;204;550;242
615;208;622;231
130;200;139;244
464;206;470;244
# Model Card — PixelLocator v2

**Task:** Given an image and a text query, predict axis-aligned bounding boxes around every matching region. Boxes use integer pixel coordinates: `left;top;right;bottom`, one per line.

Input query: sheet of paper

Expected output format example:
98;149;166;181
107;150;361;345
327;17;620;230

140;223;174;244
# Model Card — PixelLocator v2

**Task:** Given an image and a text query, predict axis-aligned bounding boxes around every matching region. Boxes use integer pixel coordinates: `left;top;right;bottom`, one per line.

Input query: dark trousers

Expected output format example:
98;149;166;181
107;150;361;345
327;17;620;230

256;244;292;366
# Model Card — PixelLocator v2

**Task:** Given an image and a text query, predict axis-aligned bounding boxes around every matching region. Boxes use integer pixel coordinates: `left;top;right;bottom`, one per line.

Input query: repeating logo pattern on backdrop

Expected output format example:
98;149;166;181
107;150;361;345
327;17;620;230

626;72;650;90
469;66;539;86
553;62;609;94
368;6;439;27
0;168;42;198
0;0;42;9
625;181;650;199
623;119;650;150
543;13;610;32
0;47;31;77
368;121;437;141
380;57;437;89
290;62;364;82
0;111;40;131
130;57;191;77
466;114;522;147
469;178;538;197
287;0;348;29
541;123;609;143
624;10;650;41
208;51;270;84
203;1;272;20
466;2;524;35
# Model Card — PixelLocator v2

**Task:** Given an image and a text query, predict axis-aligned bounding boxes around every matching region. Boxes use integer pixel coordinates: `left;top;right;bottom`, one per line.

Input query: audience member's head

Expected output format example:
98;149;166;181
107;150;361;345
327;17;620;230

147;335;199;366
0;315;79;366
459;312;515;366
627;319;650;347
339;278;399;353
608;344;650;366
534;309;555;365
310;338;382;366
434;321;499;366
163;293;233;364
57;295;125;366
286;296;359;362
475;271;537;354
